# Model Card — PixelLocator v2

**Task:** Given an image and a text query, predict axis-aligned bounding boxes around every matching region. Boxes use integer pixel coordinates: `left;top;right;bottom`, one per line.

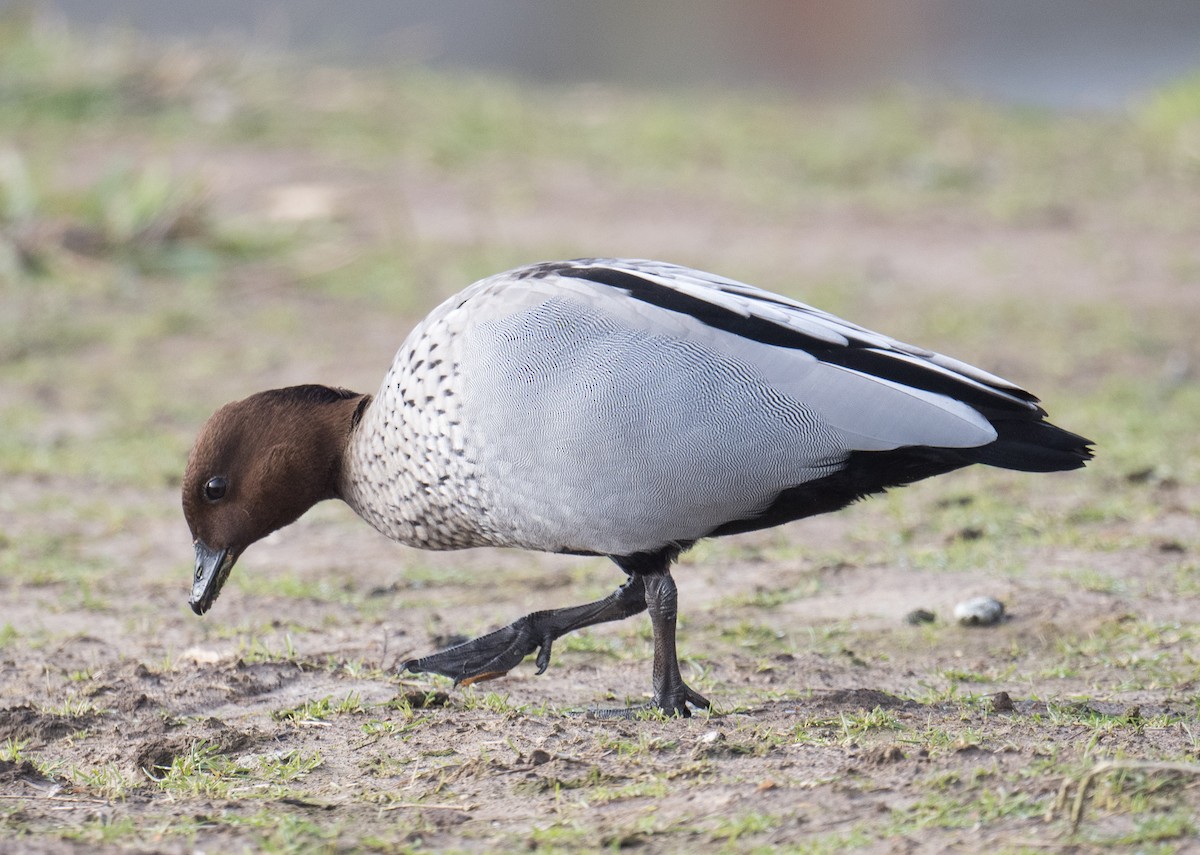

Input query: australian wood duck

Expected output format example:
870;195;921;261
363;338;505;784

182;258;1093;715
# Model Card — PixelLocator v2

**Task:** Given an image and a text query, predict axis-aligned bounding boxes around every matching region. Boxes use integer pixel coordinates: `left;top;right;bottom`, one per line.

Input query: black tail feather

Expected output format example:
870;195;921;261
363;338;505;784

963;418;1094;473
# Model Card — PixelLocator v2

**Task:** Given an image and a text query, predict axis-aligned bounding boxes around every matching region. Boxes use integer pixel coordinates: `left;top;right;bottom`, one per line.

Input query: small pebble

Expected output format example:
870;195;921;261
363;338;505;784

954;596;1005;627
988;691;1015;712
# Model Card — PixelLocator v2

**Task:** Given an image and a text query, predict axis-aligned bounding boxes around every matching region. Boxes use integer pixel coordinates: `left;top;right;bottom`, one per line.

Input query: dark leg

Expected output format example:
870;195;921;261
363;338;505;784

405;574;646;685
642;569;710;717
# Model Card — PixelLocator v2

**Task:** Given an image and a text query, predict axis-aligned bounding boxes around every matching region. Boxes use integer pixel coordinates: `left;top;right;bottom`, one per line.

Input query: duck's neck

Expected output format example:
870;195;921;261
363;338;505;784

327;392;372;500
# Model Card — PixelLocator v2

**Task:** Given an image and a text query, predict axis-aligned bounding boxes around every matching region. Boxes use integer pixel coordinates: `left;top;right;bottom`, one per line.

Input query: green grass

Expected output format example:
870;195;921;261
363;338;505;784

0;622;19;648
1;11;1196;234
68;762;133;799
274;692;366;724
792;707;905;745
150;740;323;799
0;737;28;762
39;695;106;718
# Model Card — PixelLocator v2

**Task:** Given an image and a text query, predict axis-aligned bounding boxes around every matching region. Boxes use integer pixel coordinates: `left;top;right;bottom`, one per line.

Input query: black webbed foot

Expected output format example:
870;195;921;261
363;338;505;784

404;576;648;687
404;614;548;686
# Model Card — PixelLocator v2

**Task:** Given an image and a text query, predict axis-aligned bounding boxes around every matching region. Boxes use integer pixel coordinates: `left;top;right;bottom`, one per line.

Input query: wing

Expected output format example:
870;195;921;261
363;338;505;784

439;258;1046;554
502;258;1042;451
555;259;1038;407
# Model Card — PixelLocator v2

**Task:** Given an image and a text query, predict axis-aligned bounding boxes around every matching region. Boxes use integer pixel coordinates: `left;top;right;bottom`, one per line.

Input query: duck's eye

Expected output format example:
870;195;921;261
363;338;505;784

204;476;228;502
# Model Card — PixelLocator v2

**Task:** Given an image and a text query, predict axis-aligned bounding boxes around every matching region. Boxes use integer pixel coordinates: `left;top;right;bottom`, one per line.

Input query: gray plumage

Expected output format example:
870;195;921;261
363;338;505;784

341;258;1059;555
184;257;1092;715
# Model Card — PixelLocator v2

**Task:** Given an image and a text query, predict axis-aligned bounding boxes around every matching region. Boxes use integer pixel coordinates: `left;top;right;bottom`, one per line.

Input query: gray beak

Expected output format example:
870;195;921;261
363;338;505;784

190;540;234;615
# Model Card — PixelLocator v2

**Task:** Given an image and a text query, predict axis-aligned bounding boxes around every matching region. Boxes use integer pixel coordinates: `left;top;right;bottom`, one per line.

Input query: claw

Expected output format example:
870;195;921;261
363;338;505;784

645;684;711;717
676;685;713;715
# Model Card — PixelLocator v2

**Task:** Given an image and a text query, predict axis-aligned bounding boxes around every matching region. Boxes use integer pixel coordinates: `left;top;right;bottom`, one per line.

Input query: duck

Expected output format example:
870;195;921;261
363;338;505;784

182;258;1093;716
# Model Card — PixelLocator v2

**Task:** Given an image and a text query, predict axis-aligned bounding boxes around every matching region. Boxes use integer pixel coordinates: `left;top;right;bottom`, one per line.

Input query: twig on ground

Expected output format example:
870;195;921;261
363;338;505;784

0;794;109;805
381;801;475;812
1058;760;1200;833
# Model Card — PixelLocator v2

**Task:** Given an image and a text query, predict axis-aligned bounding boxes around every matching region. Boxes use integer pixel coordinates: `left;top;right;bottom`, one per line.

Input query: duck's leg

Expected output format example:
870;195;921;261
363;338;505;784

639;568;711;717
404;574;646;685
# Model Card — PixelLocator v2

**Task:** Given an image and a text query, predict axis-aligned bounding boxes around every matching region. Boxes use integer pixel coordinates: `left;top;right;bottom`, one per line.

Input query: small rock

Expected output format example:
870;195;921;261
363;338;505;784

953;741;987;755
988;691;1015;712
905;608;936;625
402;690;450;709
862;744;905;765
954;596;1005;627
178;646;227;665
1124;466;1156;483
692;729;738;761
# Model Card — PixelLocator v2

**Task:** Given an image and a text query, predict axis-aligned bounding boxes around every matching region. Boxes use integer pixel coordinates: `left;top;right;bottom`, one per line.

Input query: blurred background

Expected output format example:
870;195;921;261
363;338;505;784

26;0;1200;107
1;0;1198;584
2;0;1199;597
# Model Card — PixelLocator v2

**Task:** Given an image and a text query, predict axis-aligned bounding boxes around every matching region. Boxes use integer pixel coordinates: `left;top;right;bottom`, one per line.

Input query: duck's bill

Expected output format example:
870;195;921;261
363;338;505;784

190;541;235;615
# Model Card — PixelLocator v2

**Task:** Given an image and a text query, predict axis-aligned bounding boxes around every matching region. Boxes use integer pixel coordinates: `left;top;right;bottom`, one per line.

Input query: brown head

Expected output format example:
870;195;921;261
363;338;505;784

182;385;369;615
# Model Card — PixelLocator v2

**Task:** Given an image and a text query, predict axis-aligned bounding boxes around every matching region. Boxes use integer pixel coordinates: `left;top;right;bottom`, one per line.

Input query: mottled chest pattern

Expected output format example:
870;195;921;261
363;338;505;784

341;301;492;550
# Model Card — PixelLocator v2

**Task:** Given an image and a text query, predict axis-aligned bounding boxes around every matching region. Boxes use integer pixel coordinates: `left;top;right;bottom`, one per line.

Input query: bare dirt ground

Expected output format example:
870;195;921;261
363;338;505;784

3;34;1200;853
